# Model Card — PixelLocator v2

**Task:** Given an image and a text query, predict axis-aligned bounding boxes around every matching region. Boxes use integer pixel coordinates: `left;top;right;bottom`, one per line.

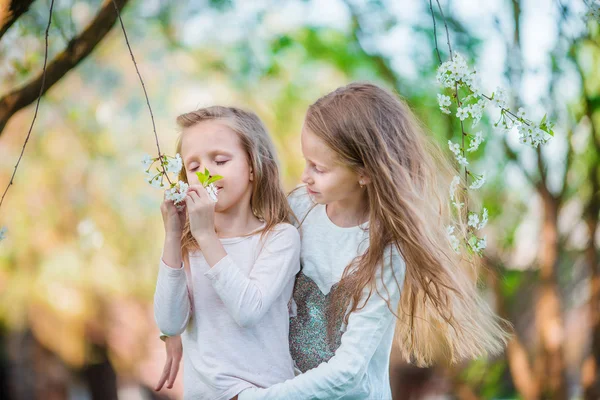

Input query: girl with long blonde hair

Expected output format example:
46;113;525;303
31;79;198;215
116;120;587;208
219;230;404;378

154;106;300;400
236;82;510;399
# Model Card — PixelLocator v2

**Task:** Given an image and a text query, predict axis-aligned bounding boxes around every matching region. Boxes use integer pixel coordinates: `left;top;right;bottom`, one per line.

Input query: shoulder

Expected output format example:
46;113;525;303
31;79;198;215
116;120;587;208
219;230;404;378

287;185;316;227
262;222;301;248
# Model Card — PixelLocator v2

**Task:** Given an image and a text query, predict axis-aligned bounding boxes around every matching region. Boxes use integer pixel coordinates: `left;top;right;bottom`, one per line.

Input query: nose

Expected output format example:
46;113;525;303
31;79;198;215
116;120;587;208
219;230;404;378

301;166;313;185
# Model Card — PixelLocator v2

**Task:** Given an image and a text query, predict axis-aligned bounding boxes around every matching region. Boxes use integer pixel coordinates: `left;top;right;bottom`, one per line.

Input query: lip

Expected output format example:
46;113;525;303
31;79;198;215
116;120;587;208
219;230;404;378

307;187;319;195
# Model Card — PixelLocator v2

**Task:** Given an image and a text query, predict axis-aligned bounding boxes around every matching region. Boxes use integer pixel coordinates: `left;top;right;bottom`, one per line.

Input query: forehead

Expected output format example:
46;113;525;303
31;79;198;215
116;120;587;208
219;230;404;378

180;120;242;159
300;125;338;165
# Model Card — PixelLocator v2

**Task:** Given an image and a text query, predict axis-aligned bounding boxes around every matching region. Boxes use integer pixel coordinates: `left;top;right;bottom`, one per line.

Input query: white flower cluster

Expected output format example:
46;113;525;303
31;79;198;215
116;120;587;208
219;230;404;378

165;181;189;205
436;54;487;128
469;174;486;190
437;53;553;257
143;153;184;188
468;208;488;230
0;226;6;242
467;131;484;152
471;235;487;254
492;94;553;148
517;123;553;148
448;140;468;166
143;153;190;204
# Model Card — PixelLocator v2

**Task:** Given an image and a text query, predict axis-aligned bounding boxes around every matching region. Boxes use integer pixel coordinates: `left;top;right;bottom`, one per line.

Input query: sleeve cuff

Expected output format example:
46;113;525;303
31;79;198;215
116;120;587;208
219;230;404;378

204;254;232;280
160;258;185;275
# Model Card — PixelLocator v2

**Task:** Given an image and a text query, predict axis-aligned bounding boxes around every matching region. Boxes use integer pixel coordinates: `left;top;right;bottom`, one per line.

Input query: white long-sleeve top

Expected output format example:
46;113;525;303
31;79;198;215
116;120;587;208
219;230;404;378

154;223;300;400
239;187;406;400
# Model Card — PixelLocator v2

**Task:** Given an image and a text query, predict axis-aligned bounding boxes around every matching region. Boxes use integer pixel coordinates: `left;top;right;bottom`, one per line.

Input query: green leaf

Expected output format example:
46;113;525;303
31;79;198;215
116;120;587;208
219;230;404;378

206;175;223;185
196;171;208;186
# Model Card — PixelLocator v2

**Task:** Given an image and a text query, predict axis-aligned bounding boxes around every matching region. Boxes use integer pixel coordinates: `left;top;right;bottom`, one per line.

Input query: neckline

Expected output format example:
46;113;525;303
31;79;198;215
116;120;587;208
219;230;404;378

218;222;267;244
319;204;369;231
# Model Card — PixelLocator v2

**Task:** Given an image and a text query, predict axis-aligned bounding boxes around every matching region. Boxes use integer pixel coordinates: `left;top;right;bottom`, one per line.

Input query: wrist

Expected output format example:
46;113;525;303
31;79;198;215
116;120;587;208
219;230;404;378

165;231;182;241
194;230;218;247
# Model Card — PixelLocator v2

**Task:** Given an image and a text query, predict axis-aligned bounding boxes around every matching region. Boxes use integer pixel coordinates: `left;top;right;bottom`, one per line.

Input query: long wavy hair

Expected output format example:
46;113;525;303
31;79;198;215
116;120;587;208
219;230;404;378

175;106;293;258
304;82;510;366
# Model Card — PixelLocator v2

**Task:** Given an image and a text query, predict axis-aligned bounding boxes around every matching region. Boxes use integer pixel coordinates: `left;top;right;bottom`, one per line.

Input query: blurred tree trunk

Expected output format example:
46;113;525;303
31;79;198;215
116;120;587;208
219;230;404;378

486;256;538;399
535;185;567;400
507;2;567;398
574;41;600;400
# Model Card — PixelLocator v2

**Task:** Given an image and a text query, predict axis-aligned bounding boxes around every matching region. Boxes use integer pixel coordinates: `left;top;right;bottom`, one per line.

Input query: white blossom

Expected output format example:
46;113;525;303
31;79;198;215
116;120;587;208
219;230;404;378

438;94;452;107
448;140;461;157
470;175;486;190
166;153;183;174
469;100;486;127
456;155;469;166
142;154;154;169
452;201;464;210
468;213;480;228
472;235;487;253
206;183;219;203
493;87;508;109
165;181;189;204
467;131;484;152
456;106;470;121
146;171;163;188
517;124;551;148
517;107;526;120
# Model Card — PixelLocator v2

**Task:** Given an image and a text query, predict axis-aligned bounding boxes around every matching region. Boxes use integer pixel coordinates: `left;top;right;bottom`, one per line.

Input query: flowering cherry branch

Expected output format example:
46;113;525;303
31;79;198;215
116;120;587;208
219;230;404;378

430;0;555;255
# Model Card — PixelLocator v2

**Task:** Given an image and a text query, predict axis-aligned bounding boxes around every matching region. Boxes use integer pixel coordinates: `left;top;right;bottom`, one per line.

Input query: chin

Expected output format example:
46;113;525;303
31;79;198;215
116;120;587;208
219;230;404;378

308;193;327;205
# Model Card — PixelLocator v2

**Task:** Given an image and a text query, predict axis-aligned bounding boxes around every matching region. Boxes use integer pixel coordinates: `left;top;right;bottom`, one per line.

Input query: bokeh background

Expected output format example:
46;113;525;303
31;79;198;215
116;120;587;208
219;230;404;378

0;0;599;399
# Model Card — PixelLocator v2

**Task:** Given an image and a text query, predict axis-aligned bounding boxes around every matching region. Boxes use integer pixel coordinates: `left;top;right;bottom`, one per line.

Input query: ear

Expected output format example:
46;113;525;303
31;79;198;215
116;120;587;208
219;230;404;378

358;172;371;186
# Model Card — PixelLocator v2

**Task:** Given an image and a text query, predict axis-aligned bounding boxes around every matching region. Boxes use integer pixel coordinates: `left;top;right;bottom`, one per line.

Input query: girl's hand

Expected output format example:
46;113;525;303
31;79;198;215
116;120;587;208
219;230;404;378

155;335;183;391
160;192;187;238
185;184;216;242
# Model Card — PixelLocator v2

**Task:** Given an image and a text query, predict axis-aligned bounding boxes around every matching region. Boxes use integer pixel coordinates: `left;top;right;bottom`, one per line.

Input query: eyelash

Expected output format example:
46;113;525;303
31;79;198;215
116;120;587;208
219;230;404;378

190;160;227;171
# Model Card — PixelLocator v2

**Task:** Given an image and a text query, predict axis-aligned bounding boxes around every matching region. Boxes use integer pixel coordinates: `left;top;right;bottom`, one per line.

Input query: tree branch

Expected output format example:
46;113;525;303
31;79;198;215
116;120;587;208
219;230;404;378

0;0;130;137
0;0;37;40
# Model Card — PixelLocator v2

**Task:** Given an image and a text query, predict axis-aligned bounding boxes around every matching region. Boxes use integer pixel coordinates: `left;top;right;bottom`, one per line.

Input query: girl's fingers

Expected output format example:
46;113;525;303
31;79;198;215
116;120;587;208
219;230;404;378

155;358;172;391
184;194;194;207
187;188;202;203
189;185;209;201
167;356;180;388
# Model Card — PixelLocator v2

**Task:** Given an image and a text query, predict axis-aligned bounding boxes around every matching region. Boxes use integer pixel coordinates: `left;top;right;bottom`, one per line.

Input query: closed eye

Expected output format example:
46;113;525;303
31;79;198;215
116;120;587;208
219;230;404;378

216;160;228;166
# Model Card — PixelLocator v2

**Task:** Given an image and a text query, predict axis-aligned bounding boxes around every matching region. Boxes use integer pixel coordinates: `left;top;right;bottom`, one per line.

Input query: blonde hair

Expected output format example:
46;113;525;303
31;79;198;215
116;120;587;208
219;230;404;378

305;82;510;366
175;106;292;256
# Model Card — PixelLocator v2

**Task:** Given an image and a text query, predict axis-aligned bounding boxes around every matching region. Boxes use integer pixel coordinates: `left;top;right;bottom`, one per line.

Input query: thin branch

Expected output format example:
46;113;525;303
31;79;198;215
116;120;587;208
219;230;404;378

109;0;171;185
429;0;442;65
0;0;54;209
435;0;453;60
